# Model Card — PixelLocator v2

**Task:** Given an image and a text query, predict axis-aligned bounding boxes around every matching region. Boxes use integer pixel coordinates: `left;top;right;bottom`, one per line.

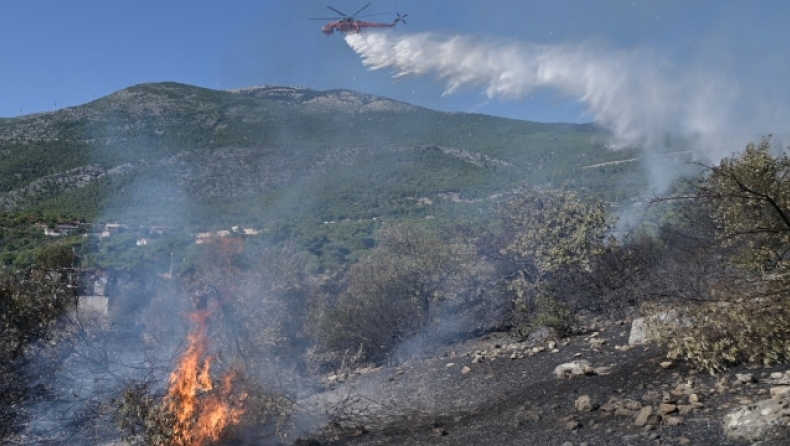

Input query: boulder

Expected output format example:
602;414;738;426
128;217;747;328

553;360;597;379
628;317;650;345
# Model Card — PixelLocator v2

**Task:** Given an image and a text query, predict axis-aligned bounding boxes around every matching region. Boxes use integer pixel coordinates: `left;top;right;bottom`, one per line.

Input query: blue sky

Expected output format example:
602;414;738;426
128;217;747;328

1;1;788;124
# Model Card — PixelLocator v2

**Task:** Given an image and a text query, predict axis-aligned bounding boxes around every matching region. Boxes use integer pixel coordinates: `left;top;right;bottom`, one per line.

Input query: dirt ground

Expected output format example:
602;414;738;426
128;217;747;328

289;321;790;446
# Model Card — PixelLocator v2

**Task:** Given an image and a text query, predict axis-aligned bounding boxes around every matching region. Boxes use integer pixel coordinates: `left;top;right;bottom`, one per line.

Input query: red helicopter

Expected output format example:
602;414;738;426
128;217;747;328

311;3;408;36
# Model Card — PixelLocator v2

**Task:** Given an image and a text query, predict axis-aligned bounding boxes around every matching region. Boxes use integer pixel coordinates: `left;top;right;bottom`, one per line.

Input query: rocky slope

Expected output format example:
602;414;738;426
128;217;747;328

292;319;790;446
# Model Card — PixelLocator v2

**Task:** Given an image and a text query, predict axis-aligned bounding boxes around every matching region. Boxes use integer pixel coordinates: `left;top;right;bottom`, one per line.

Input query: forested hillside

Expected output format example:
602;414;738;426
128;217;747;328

0;82;686;225
0;82;697;269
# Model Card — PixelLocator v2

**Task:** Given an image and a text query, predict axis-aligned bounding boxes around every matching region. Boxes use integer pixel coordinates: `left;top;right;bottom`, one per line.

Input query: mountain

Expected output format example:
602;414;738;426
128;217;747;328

0;82;659;231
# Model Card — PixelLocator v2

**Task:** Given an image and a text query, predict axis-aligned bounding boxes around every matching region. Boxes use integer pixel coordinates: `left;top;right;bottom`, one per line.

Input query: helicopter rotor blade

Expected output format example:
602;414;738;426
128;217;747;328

355;12;390;18
309;17;344;20
327;6;349;17
351;2;372;17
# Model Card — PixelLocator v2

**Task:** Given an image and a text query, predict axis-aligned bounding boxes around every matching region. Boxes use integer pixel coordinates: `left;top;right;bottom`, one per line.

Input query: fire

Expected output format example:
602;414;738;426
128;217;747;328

165;309;245;446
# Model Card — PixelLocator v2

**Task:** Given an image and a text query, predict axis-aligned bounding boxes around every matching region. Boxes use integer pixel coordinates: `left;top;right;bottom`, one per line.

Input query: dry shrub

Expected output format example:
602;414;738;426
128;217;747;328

657;297;790;374
115;375;292;446
528;292;574;338
307;224;478;368
308;263;424;368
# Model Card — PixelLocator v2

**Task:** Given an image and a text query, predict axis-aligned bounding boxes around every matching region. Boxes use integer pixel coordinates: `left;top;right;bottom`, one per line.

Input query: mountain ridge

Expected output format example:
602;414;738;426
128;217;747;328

0;81;656;229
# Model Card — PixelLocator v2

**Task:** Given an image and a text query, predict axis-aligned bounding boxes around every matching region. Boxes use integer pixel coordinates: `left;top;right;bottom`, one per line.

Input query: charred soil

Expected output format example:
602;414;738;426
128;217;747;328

292;322;788;446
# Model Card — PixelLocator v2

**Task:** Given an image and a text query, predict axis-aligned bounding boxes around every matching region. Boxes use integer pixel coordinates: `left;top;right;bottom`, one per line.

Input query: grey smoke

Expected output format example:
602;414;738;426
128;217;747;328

346;31;789;190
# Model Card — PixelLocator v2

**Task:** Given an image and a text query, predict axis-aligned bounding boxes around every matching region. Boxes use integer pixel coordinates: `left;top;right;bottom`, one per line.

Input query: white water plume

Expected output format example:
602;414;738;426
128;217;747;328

346;31;788;189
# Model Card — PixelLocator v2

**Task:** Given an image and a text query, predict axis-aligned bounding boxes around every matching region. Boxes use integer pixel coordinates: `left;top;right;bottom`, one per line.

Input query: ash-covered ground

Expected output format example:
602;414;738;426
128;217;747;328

289;319;789;446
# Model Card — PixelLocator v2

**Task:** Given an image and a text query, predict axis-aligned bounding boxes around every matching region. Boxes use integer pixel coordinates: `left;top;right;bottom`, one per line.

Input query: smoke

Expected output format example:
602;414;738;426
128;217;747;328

346;31;789;190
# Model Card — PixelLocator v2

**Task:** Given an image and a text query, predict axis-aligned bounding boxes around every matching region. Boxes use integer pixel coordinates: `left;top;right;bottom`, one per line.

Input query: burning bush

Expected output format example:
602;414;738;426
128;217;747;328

116;306;292;445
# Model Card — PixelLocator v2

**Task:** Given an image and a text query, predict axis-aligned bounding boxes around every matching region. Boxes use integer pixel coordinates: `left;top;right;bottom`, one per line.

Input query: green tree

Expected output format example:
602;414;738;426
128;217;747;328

488;187;613;334
695;138;790;275
652;138;790;372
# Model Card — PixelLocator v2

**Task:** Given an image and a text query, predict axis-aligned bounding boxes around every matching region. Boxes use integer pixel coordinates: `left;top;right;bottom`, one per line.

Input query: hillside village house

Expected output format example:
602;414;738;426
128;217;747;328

195;228;260;244
38;222;82;237
100;223;123;238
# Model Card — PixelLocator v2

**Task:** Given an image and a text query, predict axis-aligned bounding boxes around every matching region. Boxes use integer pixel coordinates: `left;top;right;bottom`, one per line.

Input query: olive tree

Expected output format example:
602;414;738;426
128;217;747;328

653;138;790;372
696;138;790;275
491;187;614;334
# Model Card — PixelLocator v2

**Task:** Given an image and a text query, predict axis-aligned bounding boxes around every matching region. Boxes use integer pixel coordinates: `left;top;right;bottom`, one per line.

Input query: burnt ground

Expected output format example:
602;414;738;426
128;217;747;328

288;321;790;446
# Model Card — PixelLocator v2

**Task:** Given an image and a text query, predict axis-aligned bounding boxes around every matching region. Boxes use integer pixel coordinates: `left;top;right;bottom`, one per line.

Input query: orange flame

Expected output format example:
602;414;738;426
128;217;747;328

165;309;245;446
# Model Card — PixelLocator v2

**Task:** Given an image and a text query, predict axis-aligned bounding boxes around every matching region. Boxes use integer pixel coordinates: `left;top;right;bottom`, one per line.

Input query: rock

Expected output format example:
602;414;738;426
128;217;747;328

548;341;557;349
678;404;694;416
770;385;790;398
445;362;456;368
565;419;582;430
628;317;650;345
659;403;678;415
575;395;593;412
645;414;663;426
629;310;690;346
664;415;683;426
554;360;597;379
532;346;546;354
735;373;756;384
677;437;691;445
561;442;574;446
723;396;790;442
659;361;673;369
461;366;471;375
634;406;653;426
623;400;643;411
615;408;637;417
573;352;582;358
688;393;700;404
589;338;606;348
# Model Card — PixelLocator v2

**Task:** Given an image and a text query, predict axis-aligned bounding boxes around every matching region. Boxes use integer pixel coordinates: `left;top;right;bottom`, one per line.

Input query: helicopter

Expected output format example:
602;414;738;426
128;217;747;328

311;3;408;36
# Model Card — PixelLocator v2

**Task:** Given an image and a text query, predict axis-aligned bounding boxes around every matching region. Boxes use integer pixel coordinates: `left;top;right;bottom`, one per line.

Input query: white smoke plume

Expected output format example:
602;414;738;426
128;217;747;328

346;31;789;189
